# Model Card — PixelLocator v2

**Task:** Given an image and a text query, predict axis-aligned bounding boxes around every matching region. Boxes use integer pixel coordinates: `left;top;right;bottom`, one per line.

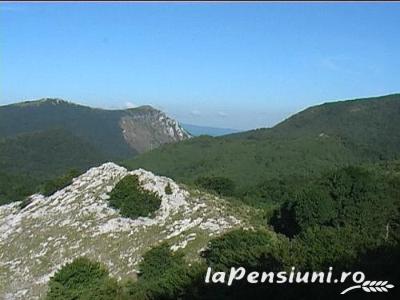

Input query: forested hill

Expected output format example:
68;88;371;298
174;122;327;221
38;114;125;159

0;98;190;205
234;94;400;159
125;94;400;199
0;98;190;158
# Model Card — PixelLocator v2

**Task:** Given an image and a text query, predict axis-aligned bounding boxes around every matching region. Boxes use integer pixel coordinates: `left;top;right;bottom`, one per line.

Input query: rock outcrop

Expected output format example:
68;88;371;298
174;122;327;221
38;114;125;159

120;106;191;153
0;163;248;299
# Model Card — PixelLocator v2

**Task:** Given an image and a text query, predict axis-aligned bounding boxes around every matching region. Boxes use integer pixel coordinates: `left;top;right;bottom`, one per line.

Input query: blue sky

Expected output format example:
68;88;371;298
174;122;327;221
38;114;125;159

1;2;399;130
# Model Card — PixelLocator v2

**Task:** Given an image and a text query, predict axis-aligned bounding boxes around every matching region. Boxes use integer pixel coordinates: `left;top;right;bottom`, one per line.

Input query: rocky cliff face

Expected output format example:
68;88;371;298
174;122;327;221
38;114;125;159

0;163;252;299
120;106;191;153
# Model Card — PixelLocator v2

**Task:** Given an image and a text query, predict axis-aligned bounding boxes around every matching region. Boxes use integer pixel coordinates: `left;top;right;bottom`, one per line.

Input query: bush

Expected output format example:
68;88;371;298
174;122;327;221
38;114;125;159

46;257;121;300
124;243;201;300
194;176;235;196
138;243;184;280
164;183;173;195
108;175;161;219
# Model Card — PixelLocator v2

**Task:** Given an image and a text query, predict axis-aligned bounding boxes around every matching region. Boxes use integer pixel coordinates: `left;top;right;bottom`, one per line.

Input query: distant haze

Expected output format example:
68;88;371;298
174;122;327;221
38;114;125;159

181;124;239;137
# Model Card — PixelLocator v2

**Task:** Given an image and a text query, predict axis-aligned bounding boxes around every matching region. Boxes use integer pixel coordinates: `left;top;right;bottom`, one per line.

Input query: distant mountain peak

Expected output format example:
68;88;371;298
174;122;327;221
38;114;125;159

11;98;75;108
39;98;69;104
128;104;159;112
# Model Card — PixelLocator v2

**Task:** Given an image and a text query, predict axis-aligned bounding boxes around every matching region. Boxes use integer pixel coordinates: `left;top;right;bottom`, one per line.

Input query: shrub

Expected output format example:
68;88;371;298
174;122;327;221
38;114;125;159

46;257;121;300
164;183;173;195
138;243;184;280
108;175;161;219
124;243;201;300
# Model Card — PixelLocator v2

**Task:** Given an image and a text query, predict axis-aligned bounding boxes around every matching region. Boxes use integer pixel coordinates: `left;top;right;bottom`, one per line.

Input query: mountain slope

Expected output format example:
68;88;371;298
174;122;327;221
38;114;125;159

125;94;400;197
0;129;107;205
0;98;190;158
0;163;256;299
0;99;191;204
0;129;106;178
237;93;400;159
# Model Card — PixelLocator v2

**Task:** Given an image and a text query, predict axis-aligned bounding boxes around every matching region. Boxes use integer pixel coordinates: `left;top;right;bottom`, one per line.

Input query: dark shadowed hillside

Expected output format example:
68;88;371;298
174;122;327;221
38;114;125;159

0;129;106;178
0;129;106;205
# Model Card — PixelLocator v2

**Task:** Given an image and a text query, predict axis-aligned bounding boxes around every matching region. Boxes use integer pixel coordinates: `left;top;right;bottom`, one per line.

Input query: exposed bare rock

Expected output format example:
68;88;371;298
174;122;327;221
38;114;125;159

0;163;251;299
120;106;191;153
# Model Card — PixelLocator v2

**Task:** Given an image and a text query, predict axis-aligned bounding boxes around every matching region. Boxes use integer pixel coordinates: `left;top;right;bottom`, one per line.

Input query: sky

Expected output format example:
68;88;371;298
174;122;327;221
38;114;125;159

1;2;399;130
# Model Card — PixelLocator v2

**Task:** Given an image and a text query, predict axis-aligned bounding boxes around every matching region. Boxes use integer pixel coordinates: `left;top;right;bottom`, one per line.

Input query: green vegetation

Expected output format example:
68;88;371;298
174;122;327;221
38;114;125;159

203;229;278;270
0;172;39;205
48;162;400;299
270;166;399;239
15;169;81;209
0;129;105;178
194;176;235;196
0;99;135;159
0;98;192;205
40;169;82;197
0;129;105;205
269;94;400;160
125;94;400;207
124;134;358;198
46;244;201;300
46;257;122;300
164;183;173;195
108;175;162;218
5;94;400;298
124;243;201;300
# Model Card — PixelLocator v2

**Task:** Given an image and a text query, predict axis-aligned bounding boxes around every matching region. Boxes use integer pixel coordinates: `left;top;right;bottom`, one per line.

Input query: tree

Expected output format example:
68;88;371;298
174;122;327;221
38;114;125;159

124;243;200;300
292;187;337;232
46;257;121;300
270;166;398;243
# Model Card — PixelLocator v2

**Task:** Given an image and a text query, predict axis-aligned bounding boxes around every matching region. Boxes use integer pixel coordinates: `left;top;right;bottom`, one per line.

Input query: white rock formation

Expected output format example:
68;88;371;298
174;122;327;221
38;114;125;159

0;163;246;299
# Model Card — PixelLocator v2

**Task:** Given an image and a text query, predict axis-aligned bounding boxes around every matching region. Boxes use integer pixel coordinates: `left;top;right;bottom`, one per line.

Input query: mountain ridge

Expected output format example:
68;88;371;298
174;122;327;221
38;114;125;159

0;162;255;299
125;93;400;200
0;98;191;204
0;98;191;156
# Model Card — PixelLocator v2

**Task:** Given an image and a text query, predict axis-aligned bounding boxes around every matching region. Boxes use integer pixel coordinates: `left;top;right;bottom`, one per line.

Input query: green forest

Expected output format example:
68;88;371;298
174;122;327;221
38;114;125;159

45;161;400;299
1;94;399;299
